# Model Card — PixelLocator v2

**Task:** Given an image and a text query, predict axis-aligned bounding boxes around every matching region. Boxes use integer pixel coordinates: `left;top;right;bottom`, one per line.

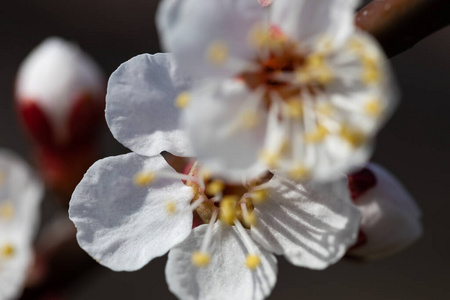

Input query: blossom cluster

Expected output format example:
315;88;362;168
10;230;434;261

69;1;421;300
0;150;43;300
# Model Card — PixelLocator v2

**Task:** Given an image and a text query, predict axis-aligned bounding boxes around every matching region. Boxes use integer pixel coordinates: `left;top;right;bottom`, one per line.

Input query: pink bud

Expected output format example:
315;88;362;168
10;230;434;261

15;37;105;148
15;38;105;199
347;163;422;260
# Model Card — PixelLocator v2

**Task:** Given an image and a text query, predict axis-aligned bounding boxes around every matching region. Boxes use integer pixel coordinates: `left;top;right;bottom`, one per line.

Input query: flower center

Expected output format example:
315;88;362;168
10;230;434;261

185;162;271;229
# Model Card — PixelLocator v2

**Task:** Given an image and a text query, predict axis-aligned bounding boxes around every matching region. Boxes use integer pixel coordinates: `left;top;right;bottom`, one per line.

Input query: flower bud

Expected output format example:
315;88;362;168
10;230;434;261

15;37;105;199
15;37;105;147
347;163;422;260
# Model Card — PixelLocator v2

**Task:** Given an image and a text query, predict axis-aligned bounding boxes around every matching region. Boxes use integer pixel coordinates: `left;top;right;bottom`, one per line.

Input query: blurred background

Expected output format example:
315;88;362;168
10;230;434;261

1;0;449;299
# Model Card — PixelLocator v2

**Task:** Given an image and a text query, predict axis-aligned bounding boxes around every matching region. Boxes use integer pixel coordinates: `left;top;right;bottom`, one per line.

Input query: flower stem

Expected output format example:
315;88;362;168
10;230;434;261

356;0;450;57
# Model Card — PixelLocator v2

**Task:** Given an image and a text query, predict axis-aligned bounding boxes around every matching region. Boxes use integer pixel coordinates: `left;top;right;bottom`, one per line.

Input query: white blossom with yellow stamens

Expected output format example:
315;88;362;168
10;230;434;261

156;0;398;181
69;152;360;300
0;150;43;300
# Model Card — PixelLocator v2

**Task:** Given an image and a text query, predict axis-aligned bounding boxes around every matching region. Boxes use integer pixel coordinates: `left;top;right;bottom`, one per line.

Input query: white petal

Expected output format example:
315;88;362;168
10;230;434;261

348;163;422;260
182;80;267;181
69;153;194;271
166;222;277;300
327;31;399;133
0;149;43;240
251;174;360;269
271;0;359;48
0;231;33;300
106;53;194;157
157;0;266;78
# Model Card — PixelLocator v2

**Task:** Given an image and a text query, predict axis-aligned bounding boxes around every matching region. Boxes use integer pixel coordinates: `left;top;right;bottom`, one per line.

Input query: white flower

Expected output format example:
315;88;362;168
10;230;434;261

0;150;43;300
69;152;360;300
156;0;398;181
347;163;422;260
15;37;105;145
81;51;360;299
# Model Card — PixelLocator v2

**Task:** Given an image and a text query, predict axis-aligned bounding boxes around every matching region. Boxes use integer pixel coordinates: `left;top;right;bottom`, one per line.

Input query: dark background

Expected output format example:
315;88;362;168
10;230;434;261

1;1;449;299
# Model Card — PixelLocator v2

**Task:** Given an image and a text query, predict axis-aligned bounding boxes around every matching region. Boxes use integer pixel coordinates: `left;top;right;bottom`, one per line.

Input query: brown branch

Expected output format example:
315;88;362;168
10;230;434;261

356;0;450;58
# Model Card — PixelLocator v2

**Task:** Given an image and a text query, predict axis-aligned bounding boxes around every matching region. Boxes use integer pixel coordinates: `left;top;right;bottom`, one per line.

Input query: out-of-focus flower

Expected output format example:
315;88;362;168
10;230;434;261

71;53;360;300
347;163;422;260
69;153;359;300
0;149;43;300
156;0;397;181
258;0;273;7
15;37;105;198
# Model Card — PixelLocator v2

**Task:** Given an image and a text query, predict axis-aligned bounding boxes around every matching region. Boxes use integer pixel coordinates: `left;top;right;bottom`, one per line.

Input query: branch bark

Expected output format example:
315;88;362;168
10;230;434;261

356;0;450;58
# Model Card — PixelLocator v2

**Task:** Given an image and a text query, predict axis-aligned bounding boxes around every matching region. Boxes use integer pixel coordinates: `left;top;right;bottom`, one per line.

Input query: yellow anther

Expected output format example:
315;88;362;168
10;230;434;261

240;110;260;129
206;180;225;196
286;98;304;119
207;41;229;65
245;254;261;270
191;251;211;267
306;54;325;69
304;125;328;143
365;98;383;117
201;169;212;181
0;201;14;220
296;69;312;83
289;164;309;181
1;244;15;258
340;125;366;147
361;55;381;85
133;172;155;187
166;200;177;215
348;38;365;53
250;26;270;48
251;189;269;205
362;67;381;85
220;195;238;225
315;67;334;85
319;36;333;52
175;92;191;109
316;102;334;116
259;150;280;169
243;212;257;227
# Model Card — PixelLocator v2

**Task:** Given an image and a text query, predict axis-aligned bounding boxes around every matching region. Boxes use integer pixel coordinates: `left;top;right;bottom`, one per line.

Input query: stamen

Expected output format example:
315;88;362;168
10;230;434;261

166;200;177;215
304;124;328;143
205;180;225;196
133;171;204;190
361;55;381;85
175;92;191;109
191;251;211;267
240;202;257;227
1;244;15;258
245;254;261;270
191;209;218;268
315;102;334;117
239;110;261;129
133;172;155;187
340;125;366;147
189;197;206;211
0;201;14;220
289;163;309;180
234;220;261;270
286;98;304;119
220;195;238;225
207;41;229;65
259;149;280;168
250;189;269;205
364;98;383;117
